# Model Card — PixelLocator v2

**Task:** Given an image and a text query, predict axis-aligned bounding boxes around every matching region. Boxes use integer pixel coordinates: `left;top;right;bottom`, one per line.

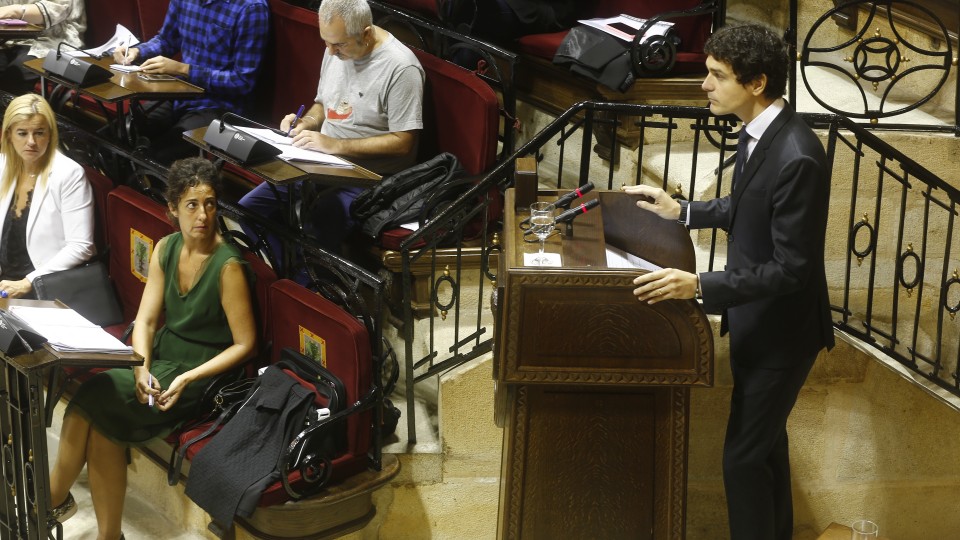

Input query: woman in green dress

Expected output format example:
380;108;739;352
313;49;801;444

47;157;257;540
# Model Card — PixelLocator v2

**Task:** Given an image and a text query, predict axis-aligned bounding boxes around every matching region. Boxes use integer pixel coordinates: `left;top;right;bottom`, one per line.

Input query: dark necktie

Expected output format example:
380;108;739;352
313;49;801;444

734;128;751;185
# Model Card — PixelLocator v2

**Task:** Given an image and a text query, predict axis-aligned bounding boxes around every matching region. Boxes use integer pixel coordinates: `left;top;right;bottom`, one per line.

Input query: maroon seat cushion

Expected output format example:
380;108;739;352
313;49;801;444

135;0;171;41
81;165;115;256
380;0;441;21
85;0;141;48
260;0;326;125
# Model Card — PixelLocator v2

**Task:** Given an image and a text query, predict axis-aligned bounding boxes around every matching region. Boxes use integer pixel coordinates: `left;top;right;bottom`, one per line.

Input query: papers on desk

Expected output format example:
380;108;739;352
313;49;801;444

578;14;675;43
235;127;353;167
83;24;139;57
605;244;663;271
7;305;133;355
110;64;141;72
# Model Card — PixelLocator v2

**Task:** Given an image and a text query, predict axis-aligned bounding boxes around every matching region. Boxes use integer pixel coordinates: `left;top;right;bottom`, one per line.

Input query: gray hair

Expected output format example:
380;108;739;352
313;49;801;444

318;0;373;38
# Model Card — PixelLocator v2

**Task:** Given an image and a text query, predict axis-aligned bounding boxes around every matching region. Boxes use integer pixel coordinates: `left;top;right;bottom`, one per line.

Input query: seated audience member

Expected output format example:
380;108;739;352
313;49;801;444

113;0;269;165
0;93;93;298
0;0;86;94
47;157;256;539
239;0;424;256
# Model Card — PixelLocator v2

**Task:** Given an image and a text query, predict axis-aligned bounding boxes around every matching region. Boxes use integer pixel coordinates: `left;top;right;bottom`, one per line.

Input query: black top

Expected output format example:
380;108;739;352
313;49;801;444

0;189;35;281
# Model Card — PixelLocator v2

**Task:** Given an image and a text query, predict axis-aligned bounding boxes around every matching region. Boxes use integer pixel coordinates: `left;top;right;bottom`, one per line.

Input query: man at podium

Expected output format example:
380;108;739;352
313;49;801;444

625;24;834;540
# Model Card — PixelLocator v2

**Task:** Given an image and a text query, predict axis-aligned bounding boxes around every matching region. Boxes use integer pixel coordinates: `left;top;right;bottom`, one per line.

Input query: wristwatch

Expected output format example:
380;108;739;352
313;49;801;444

677;200;689;224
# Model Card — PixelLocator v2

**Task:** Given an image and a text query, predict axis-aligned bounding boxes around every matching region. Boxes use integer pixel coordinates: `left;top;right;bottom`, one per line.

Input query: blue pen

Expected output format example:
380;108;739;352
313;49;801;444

0;291;7;298
287;104;305;136
148;374;155;407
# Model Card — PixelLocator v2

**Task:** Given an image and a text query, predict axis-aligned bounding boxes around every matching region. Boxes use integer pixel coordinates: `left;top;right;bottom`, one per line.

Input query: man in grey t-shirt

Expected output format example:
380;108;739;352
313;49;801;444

239;0;424;258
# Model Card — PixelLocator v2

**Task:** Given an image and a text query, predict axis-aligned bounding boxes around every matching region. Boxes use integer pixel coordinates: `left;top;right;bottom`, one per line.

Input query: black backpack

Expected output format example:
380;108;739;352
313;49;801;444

350;152;474;240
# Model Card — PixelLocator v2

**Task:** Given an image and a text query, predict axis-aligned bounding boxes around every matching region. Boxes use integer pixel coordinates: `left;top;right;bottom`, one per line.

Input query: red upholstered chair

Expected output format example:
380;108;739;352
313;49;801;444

105;185;176;338
84;0;141;48
135;0;172;40
516;0;714;75
260;0;325;125
379;0;442;21
81;165;115;257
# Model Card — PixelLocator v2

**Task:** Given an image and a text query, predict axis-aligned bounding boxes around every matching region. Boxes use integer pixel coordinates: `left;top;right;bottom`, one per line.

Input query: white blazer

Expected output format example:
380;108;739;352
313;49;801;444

0;150;95;282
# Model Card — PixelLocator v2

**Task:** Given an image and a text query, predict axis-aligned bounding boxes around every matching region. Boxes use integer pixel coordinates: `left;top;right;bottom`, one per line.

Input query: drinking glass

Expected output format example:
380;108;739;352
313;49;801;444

851;519;879;540
529;202;556;266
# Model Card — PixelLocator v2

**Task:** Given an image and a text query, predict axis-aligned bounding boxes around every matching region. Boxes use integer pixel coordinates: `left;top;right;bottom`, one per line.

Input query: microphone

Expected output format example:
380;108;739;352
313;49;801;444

219;112;289;138
555;198;600;224
552;181;595;210
43;42;113;87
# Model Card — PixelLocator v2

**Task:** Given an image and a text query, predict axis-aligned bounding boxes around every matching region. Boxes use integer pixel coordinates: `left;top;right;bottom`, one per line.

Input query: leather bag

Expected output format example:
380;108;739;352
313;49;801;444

33;261;123;327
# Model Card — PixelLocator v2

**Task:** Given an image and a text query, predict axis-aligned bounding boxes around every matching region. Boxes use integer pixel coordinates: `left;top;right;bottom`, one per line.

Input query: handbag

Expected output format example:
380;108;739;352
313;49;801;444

33;261;123;327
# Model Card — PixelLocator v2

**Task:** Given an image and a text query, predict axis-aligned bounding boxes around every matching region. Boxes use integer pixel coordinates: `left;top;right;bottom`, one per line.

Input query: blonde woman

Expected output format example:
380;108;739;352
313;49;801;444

0;93;94;298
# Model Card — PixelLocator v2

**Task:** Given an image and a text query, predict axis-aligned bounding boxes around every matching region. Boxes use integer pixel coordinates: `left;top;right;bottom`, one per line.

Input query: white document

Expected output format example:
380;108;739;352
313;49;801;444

235;127;353;167
110;64;141;72
8;305;133;354
83;24;140;57
605;244;663;271
578;14;675;43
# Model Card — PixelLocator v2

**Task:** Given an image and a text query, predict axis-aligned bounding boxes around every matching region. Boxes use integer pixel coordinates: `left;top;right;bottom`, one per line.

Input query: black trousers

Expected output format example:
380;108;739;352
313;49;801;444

723;353;816;540
133;101;223;165
0;46;40;95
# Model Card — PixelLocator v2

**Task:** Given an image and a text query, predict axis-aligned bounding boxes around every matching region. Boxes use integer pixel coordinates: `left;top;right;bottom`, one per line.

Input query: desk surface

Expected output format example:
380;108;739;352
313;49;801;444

184;126;381;188
0;21;42;40
23;55;204;102
1;298;142;371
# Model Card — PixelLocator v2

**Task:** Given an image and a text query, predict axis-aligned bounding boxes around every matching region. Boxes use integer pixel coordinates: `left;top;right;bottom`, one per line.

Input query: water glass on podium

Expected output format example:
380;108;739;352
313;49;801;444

851;519;878;540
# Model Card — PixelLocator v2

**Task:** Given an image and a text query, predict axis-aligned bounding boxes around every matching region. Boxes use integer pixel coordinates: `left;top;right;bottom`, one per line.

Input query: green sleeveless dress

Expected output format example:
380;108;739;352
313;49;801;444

66;232;244;445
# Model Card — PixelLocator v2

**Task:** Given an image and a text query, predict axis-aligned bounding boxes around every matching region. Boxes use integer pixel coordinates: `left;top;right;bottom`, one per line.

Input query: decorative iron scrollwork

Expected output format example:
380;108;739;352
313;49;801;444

800;1;953;122
433;265;458;320
896;243;922;296
850;213;877;266
943;269;960;320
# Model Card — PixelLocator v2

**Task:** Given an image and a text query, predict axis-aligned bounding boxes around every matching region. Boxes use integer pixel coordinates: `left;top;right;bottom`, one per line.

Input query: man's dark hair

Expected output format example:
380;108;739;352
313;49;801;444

165;157;223;225
703;24;788;100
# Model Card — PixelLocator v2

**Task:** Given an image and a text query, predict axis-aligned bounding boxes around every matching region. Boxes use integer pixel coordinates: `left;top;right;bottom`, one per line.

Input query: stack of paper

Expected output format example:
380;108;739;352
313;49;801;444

83;24;139;57
8;306;133;355
235;127;353;167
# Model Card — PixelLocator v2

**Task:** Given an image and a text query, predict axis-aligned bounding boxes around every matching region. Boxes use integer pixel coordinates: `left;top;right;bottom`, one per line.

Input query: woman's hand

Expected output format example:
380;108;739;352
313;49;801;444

156;375;189;411
0;278;32;298
134;368;160;406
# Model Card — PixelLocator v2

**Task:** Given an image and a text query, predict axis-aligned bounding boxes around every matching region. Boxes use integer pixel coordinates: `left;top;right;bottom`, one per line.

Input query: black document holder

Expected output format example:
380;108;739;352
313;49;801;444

0;309;47;356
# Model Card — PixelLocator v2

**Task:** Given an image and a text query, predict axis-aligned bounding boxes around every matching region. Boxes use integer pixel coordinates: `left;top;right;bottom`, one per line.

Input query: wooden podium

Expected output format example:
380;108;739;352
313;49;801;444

494;189;714;540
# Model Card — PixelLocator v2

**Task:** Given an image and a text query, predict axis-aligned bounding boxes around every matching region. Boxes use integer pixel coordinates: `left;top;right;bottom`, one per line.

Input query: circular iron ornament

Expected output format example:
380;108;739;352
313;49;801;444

23;460;35;505
3;443;14;488
943;272;960;315
300;454;332;486
703;118;741;152
433;273;458;313
632;35;676;74
800;0;953;120
483;242;501;283
850;218;876;261
897;246;922;290
853;37;901;82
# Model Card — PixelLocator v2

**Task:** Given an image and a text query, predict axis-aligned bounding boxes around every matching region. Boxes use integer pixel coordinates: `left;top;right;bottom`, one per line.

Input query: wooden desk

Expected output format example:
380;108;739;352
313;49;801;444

183;126;381;189
0;299;141;540
22;56;204;144
0;21;42;44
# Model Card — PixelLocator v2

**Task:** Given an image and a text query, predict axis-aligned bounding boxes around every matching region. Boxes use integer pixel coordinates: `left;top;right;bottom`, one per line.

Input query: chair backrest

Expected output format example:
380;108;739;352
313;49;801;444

412;47;499;176
106;186;175;326
267;279;372;465
135;0;171;40
81;165;115;257
259;0;325;125
240;250;278;371
85;0;142;47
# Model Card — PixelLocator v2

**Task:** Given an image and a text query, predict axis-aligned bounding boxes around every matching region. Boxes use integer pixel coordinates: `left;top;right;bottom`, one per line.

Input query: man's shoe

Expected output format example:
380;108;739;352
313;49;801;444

50;492;77;523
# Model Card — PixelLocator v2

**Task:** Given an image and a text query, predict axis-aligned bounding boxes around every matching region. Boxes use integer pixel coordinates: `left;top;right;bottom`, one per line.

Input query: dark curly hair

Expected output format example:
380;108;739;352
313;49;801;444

164;157;223;225
703;24;788;100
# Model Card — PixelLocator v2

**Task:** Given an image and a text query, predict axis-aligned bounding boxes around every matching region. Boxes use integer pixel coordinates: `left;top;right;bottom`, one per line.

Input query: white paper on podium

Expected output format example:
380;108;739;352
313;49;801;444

523;252;562;267
604;244;663;271
83;24;140;57
8;305;133;354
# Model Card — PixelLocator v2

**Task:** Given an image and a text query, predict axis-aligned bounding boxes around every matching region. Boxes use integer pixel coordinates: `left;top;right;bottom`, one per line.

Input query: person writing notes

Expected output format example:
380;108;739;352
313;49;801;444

239;0;424;258
112;0;269;165
625;24;833;540
0;0;86;94
47;157;256;540
0;94;94;299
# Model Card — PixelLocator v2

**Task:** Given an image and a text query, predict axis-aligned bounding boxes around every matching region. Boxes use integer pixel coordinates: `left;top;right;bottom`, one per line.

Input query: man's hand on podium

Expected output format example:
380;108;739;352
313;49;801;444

622;184;681;221
633;268;698;304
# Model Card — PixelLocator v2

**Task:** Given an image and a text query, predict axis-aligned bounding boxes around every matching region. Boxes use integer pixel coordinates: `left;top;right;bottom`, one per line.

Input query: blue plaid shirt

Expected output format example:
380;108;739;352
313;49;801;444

137;0;270;114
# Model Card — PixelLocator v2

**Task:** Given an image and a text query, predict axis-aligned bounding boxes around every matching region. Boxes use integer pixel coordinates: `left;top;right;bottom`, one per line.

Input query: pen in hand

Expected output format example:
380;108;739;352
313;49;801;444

147;374;155;407
287;104;305;136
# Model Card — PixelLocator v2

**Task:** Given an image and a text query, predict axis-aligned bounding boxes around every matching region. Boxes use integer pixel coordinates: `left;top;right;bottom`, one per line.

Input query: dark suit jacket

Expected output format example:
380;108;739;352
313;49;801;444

690;104;834;368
